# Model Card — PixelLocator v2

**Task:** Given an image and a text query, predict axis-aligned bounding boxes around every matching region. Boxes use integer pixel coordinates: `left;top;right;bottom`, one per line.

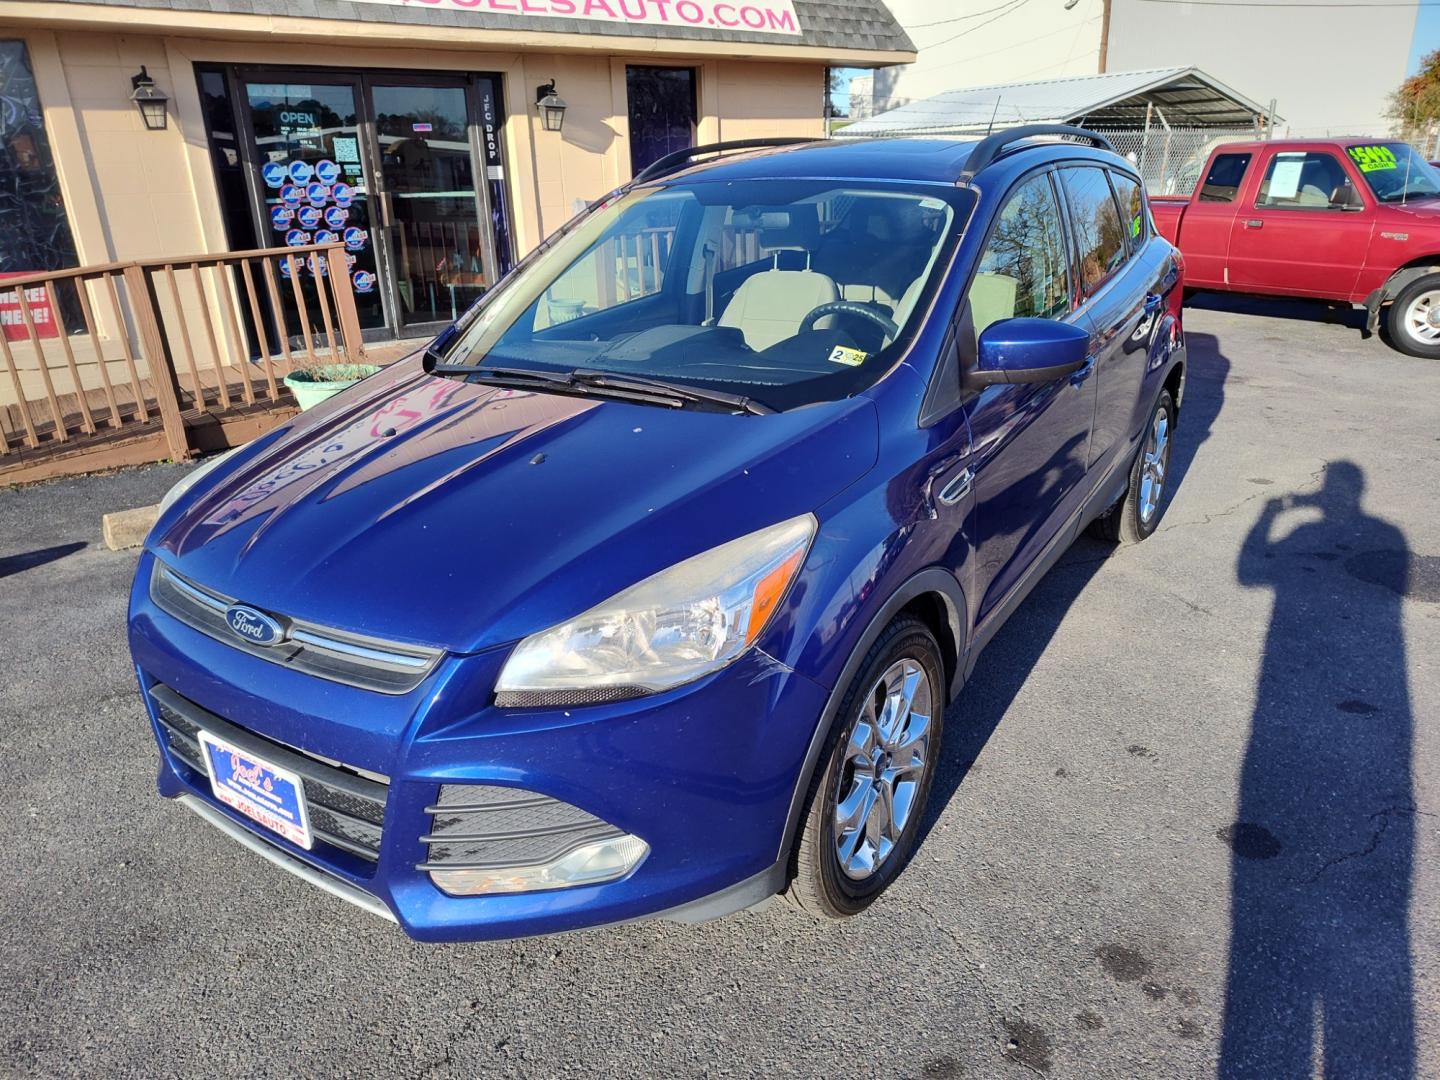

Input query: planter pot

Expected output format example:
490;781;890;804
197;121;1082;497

283;363;382;411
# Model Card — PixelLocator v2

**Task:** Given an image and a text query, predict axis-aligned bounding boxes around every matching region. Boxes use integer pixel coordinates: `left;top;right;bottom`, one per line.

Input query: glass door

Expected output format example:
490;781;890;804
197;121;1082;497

368;79;493;336
242;78;386;333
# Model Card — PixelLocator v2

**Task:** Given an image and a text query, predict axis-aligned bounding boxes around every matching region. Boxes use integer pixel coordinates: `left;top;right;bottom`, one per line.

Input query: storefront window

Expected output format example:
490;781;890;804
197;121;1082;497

0;41;80;341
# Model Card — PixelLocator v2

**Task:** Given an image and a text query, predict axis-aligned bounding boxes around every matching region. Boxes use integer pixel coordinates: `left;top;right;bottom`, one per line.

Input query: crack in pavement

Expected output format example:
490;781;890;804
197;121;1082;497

1292;805;1429;885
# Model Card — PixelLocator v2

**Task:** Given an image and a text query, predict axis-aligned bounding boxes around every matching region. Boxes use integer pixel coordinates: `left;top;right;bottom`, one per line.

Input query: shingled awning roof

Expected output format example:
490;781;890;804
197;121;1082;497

43;0;915;59
841;67;1274;135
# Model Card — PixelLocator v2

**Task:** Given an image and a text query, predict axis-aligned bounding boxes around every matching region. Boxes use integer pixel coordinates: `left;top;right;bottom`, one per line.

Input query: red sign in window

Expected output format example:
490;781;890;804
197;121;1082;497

0;275;58;342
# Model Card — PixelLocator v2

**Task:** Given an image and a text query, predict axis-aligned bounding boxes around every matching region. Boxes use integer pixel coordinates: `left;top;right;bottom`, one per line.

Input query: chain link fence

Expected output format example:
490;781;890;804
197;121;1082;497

1102;127;1263;196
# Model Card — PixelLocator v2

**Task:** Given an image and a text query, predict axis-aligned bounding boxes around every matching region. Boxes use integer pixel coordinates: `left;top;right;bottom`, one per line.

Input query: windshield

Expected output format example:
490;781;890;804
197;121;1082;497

439;179;972;412
1347;142;1440;202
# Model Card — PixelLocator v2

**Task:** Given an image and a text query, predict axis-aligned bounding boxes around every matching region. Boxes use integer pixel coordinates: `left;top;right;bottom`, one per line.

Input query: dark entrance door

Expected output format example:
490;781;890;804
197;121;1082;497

369;79;492;336
230;67;512;342
626;66;696;177
242;76;387;333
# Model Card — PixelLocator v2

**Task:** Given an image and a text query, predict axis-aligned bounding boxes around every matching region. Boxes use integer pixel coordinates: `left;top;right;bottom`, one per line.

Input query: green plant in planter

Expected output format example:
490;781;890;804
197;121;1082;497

283;363;382;411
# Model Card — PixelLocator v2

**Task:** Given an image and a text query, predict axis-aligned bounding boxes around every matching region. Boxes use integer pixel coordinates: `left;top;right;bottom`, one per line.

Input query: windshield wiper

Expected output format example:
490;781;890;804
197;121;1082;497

571;369;773;415
432;362;772;415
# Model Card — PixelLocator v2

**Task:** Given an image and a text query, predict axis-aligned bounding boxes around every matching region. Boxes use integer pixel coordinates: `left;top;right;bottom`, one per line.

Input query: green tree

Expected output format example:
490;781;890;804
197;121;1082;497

1387;48;1440;144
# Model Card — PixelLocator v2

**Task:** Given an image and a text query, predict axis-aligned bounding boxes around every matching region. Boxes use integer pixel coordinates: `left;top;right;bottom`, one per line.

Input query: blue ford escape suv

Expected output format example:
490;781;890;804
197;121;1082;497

130;127;1186;941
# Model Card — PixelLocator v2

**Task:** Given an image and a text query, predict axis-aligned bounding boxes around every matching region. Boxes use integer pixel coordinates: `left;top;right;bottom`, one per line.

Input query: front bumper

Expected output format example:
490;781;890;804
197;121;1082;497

130;552;828;942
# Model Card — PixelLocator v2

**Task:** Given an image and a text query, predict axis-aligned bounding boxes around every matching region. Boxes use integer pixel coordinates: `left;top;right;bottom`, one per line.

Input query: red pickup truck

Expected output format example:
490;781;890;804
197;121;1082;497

1151;138;1440;357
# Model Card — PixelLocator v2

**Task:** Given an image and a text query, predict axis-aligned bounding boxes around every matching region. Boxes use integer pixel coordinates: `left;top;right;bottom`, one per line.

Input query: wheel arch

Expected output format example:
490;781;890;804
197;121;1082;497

1364;259;1440;332
775;566;968;868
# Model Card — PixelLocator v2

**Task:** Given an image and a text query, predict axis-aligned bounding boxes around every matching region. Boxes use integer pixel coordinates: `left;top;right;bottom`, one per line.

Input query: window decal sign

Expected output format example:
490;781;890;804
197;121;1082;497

332;183;354;208
1348;145;1398;172
271;205;295;230
288;159;314;184
297;205;322;229
280;184;302;208
261;161;287;188
307;182;331;206
285;229;311;247
314;229;338;244
0;277;58;342
343;226;368;251
315;158;341;185
324;205;349;228
353;269;376;293
343;0;801;34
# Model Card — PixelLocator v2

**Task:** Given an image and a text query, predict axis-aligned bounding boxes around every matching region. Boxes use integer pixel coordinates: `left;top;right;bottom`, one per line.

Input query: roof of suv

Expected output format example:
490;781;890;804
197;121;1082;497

657;136;1126;187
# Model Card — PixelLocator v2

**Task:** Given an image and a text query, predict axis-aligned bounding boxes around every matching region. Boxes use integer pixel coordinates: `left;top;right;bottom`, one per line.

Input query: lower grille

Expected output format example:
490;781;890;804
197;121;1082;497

151;684;388;863
419;783;625;871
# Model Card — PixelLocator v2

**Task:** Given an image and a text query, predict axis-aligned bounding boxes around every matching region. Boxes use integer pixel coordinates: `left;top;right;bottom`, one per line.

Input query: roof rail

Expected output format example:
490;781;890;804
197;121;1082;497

632;137;816;184
957;124;1116;185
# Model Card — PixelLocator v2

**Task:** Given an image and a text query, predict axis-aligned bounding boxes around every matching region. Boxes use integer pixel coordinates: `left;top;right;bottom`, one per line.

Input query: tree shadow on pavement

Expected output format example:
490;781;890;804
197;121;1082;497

1219;462;1416;1078
0;542;86;580
917;333;1231;847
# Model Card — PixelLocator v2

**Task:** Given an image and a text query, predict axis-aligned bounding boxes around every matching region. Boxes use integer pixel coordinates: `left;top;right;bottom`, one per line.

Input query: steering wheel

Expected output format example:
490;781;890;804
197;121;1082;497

798;301;900;342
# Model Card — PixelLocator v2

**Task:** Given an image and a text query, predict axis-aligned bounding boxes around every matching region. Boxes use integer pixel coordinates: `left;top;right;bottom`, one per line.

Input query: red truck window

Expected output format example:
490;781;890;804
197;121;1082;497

1199;153;1252;203
1256;152;1350;210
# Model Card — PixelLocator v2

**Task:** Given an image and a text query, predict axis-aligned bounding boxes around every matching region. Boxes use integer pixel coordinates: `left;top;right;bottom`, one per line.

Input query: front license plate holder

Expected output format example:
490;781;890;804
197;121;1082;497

198;730;312;850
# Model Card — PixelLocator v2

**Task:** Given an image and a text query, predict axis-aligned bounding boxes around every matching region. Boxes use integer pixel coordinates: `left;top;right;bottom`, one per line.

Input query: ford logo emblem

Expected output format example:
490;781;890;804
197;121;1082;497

224;604;285;647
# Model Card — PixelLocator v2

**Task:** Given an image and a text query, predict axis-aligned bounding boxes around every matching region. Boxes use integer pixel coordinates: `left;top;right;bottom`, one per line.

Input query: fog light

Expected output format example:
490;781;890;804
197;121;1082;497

428;833;649;896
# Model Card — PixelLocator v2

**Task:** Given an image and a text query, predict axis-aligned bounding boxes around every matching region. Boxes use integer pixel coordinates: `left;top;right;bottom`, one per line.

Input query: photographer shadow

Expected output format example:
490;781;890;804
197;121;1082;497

1220;462;1416;1078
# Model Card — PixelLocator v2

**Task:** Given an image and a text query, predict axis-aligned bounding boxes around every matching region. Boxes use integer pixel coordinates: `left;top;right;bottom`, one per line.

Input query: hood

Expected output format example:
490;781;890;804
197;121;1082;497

155;360;878;654
1379;196;1440;220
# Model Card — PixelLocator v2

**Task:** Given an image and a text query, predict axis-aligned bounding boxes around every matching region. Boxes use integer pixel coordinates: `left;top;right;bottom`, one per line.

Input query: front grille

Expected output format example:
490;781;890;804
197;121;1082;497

151;684;388;863
418;783;625;871
150;563;444;695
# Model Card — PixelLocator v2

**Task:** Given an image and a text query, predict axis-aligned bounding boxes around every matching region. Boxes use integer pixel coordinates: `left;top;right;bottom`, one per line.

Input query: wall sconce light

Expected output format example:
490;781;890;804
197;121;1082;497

535;79;567;133
130;66;169;131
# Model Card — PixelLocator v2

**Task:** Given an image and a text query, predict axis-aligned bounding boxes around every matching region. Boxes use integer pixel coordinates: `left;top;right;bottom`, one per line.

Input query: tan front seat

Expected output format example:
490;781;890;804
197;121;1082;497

719;268;839;351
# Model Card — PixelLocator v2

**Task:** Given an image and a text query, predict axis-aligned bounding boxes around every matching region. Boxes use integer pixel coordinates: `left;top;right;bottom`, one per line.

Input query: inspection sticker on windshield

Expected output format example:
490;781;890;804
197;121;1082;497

198;730;312;849
828;345;868;367
1348;145;1397;172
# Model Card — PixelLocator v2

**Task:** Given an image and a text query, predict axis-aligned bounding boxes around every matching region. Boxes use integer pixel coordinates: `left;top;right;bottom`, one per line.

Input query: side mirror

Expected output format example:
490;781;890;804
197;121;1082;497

970;318;1090;387
1330;184;1365;211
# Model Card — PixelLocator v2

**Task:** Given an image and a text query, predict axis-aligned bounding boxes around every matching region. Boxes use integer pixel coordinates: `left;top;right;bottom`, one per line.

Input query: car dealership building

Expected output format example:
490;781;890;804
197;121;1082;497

0;0;911;343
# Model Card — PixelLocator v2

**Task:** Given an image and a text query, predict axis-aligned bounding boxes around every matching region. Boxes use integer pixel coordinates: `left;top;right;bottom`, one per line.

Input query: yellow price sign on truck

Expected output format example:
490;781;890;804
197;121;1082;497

1347;145;1397;172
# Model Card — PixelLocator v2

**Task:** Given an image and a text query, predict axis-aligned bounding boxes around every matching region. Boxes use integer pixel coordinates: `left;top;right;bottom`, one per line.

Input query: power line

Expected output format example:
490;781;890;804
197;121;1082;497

924;0;1041;49
908;0;1044;30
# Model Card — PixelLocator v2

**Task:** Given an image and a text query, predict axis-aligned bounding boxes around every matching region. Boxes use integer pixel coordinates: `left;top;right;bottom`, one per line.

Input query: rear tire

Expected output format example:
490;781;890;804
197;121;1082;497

785;616;945;919
1385;274;1440;359
1090;389;1175;544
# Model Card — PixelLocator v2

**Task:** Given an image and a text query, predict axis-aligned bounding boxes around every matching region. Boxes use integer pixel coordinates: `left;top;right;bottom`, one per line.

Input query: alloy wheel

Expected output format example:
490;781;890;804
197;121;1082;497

1138;407;1171;524
1403;289;1440;345
833;657;933;880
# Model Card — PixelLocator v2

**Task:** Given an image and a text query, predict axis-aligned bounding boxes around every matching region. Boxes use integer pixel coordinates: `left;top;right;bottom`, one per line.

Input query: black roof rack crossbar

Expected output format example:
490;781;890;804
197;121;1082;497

632;137;816;184
957;124;1116;185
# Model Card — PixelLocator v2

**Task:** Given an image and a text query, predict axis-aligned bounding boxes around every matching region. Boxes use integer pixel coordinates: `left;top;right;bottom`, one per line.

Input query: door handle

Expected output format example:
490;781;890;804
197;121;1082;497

1070;358;1096;386
1243;219;1264;229
937;467;973;506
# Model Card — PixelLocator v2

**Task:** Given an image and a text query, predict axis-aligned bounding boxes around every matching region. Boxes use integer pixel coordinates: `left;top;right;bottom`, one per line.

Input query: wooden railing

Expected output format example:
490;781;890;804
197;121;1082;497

0;241;364;467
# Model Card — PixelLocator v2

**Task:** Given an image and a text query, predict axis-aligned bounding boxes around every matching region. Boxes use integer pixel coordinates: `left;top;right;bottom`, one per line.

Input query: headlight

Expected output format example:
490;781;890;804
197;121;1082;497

157;446;240;518
495;513;816;702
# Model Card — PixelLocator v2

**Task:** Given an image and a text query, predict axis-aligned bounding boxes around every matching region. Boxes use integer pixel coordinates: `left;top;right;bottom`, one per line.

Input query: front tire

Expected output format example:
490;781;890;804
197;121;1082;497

1386;274;1440;358
785;616;945;919
1091;388;1175;544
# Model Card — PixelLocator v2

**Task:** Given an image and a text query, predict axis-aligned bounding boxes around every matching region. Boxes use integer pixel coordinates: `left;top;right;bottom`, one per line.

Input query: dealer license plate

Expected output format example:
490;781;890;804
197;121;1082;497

198;730;312;849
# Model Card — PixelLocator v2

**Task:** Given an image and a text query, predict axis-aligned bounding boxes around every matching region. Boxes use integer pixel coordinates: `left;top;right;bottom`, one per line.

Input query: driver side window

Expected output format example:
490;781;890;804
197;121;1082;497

969;172;1072;338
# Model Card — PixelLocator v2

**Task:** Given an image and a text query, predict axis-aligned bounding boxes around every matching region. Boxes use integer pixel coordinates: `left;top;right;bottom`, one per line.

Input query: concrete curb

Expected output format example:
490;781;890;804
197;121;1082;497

103;504;159;551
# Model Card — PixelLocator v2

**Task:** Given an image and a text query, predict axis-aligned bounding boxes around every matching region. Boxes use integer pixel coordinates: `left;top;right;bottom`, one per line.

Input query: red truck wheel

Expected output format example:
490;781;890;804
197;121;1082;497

1387;274;1440;359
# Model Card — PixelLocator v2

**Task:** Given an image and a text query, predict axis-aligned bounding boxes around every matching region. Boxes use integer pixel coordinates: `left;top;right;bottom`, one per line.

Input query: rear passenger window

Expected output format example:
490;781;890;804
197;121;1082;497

1199;152;1251;203
1110;171;1147;250
1060;166;1128;295
1256;151;1349;209
969;172;1071;337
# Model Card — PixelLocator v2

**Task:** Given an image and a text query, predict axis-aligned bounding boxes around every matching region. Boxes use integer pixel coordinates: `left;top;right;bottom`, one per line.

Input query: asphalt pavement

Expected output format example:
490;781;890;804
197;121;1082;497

2;295;1437;1079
